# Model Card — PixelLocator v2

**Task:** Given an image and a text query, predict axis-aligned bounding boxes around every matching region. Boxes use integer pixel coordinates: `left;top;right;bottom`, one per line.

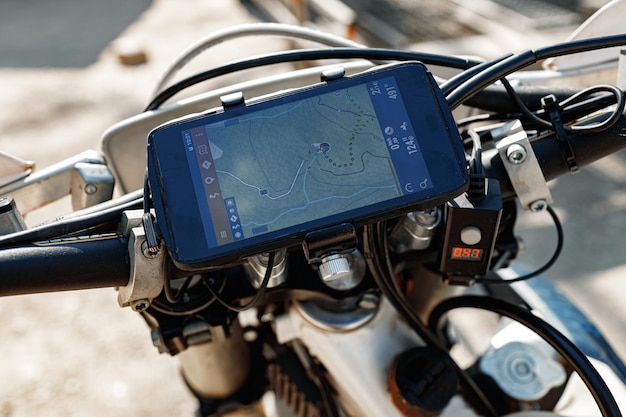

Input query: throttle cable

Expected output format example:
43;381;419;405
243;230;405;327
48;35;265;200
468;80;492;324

146;48;481;110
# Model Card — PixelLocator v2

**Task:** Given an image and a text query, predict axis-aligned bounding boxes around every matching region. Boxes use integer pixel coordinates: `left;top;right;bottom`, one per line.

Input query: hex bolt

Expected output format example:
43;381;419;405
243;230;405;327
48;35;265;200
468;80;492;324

506;144;527;164
132;299;150;311
84;183;97;195
530;199;548;212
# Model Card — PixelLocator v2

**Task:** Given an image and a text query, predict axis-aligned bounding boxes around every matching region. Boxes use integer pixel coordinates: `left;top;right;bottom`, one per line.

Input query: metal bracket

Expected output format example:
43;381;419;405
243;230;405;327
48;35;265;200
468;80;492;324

117;210;165;310
0;150;114;215
495;121;553;211
302;222;357;265
71;161;115;211
0;151;34;187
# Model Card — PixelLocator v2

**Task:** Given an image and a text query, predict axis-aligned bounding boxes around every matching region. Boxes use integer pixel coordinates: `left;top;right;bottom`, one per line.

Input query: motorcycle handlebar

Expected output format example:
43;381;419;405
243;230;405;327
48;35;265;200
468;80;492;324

1;111;625;297
483;112;626;200
0;235;129;296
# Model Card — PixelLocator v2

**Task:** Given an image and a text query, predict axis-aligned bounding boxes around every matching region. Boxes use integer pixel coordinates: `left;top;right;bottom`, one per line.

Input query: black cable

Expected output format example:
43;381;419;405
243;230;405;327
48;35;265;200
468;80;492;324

480;205;563;284
445;33;626;110
0;194;142;248
499;77;551;129
363;222;499;417
203;251;276;312
163;275;194;304
444;49;537;109
559;85;625;133
440;53;513;96
143;171;151;213
427;295;622;417
151;278;224;316
146;48;481;110
500;80;625;134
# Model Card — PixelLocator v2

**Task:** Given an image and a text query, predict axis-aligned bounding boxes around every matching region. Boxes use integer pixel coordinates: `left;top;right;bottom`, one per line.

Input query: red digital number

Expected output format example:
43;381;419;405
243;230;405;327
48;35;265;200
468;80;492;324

451;246;483;261
452;247;464;258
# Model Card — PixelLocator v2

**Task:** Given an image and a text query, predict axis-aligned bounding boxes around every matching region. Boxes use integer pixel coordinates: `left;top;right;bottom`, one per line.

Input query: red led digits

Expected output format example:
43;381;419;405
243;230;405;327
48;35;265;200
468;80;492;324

450;246;484;261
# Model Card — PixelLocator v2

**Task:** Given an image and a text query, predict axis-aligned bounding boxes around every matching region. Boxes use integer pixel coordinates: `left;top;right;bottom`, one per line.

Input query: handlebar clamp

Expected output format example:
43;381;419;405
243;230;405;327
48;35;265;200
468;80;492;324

117;210;165;310
495;121;553;211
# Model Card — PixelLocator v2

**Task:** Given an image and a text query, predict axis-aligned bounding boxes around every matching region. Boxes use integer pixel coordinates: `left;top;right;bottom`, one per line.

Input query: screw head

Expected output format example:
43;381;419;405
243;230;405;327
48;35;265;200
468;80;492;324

132;299;150;311
84;183;97;195
529;199;548;212
506;144;527;164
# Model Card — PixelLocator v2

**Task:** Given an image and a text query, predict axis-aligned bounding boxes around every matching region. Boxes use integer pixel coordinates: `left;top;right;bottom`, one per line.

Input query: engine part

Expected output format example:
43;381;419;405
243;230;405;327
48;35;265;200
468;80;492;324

244;248;288;289
274;298;465;417
388;346;458;417
179;320;251;400
266;344;324;417
294;292;379;332
480;341;566;402
389;208;441;253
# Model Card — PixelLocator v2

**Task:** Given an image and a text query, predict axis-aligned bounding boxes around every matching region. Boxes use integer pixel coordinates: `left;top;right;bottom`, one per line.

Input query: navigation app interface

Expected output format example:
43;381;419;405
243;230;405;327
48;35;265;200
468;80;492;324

183;76;433;249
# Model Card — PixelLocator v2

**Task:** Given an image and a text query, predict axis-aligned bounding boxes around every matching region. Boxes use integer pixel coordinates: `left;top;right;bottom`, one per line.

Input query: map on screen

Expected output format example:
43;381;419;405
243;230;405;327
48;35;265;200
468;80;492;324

206;82;402;239
183;75;432;248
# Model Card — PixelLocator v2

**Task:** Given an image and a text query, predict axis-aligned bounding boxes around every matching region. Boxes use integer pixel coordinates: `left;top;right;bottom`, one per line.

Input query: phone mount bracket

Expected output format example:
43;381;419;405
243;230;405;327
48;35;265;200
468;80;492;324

302;223;364;290
220;91;245;108
495;120;553;211
321;66;346;82
302;222;357;265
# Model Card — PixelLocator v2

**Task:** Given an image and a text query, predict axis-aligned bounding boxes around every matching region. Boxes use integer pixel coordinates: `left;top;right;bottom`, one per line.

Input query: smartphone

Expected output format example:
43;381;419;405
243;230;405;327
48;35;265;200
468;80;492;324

148;62;468;269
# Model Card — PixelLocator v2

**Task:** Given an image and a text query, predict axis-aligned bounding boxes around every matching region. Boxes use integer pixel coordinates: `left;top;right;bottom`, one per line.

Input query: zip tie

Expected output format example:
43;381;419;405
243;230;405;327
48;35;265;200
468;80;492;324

542;94;579;173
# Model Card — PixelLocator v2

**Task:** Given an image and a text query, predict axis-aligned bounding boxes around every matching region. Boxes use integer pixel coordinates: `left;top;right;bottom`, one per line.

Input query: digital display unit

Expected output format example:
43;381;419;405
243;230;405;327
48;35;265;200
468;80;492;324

148;62;468;269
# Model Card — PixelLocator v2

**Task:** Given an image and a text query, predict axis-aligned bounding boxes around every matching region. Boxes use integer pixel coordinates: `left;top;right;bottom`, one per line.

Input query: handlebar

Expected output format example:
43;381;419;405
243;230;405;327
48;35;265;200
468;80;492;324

0;235;129;296
1;86;625;297
484;111;626;200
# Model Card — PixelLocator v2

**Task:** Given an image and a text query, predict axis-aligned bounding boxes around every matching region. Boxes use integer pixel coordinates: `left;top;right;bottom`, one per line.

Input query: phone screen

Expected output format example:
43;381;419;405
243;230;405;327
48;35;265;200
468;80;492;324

149;63;468;267
182;75;431;250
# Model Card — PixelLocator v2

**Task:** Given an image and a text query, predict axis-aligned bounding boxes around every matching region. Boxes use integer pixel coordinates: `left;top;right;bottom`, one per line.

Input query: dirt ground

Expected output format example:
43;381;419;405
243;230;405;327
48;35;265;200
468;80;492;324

0;1;283;416
1;1;626;417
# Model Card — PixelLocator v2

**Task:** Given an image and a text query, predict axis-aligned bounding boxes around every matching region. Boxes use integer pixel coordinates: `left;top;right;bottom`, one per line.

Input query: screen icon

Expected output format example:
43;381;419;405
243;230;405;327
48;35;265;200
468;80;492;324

197;144;209;155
